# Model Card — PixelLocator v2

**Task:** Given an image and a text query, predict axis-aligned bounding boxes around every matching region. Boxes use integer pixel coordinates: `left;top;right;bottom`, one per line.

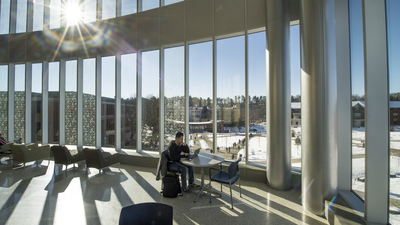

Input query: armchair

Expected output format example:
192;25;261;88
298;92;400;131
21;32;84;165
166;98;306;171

82;148;120;175
51;146;85;176
209;157;242;209
12;143;51;168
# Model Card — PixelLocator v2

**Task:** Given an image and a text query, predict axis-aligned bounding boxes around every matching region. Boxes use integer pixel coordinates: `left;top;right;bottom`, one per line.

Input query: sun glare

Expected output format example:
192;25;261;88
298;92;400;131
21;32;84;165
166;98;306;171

65;0;82;26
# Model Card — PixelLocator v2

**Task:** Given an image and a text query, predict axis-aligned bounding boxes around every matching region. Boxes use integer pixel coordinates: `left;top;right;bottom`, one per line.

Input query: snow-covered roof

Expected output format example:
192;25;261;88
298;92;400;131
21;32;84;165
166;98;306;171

291;102;301;109
352;101;365;108
390;101;400;108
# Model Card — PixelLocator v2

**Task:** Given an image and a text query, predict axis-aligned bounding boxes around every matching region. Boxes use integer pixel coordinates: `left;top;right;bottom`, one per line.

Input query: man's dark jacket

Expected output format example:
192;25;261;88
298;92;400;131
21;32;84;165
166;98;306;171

168;140;189;163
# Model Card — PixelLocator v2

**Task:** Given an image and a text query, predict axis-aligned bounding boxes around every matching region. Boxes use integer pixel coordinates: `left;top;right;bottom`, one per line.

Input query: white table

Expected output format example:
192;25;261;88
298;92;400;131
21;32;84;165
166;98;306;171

181;152;224;202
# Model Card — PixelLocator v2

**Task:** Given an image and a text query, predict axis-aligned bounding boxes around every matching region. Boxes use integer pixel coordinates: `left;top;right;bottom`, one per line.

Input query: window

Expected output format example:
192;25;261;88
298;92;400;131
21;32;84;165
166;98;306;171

142;0;159;11
350;0;365;201
121;0;137;16
102;0;116;20
15;64;26;143
188;41;213;153
49;62;60;144
248;32;266;165
101;56;116;147
65;60;78;145
164;46;185;148
121;53;137;150
164;0;183;6
142;50;159;151
216;36;245;160
50;0;61;29
0;65;8;140
32;63;42;143
84;0;96;23
16;0;27;33
0;0;11;34
33;0;44;31
83;58;96;147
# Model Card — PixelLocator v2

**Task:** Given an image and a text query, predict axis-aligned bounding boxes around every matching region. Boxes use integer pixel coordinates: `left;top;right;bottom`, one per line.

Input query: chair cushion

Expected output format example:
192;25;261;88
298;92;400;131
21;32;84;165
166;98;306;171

211;171;239;185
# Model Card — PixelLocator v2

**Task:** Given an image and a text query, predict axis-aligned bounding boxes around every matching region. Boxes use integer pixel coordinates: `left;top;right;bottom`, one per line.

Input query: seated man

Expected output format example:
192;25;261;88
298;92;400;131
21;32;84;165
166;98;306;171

167;132;199;192
0;134;7;149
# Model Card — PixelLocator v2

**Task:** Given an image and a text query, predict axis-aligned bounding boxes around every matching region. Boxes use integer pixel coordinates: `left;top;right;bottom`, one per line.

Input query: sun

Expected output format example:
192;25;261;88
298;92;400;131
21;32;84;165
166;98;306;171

65;0;82;26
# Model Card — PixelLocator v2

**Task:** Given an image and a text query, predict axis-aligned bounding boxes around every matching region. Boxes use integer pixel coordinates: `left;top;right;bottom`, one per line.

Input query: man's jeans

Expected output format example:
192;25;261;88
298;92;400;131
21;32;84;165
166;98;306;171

168;162;194;189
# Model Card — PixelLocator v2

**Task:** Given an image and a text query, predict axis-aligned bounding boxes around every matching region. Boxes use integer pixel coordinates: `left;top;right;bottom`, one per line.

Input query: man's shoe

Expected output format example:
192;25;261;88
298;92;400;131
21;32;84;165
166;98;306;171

182;187;191;193
189;183;200;188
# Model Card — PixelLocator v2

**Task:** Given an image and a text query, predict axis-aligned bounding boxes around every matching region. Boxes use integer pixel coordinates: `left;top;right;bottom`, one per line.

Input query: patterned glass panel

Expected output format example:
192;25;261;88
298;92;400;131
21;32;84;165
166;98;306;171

65;60;78;145
15;65;25;143
83;58;96;147
0;66;8;140
164;46;184;147
32;63;42;143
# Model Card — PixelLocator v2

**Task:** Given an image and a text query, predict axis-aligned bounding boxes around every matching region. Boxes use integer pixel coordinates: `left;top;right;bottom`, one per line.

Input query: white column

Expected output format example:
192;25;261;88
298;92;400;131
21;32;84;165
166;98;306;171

185;44;190;145
42;62;49;144
159;48;165;153
137;51;142;152
97;0;103;21
25;63;32;144
362;1;389;223
212;38;217;154
335;0;352;191
300;0;338;214
115;54;122;151
96;55;102;148
77;58;83;149
59;59;66;146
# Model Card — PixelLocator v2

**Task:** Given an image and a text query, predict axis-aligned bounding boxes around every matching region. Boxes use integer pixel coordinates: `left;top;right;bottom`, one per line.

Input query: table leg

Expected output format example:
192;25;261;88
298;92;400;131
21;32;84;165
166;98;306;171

193;167;221;202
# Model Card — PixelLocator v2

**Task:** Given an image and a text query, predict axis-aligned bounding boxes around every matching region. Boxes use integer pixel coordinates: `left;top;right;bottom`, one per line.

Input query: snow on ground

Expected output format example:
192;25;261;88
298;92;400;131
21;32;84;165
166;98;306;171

189;140;194;147
199;139;211;150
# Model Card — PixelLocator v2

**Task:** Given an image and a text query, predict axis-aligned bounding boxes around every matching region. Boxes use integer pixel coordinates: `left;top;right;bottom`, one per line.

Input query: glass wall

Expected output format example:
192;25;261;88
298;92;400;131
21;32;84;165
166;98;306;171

49;0;61;29
121;53;136;150
65;60;78;145
164;46;185;148
164;0;183;6
121;0;137;16
84;0;96;23
247;32;266;165
0;0;11;34
83;58;96;147
33;0;44;31
16;0;27;33
102;0;116;20
48;62;60;144
15;64;26;143
101;56;115;147
188;42;213;154
349;0;365;200
0;66;8;140
31;63;42;143
142;50;159;151
290;25;301;169
216;36;245;160
142;0;159;11
387;0;400;223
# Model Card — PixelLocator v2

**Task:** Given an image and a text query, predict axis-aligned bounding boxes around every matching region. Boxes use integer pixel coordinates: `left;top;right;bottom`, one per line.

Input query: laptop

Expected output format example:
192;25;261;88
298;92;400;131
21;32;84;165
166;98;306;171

188;148;200;160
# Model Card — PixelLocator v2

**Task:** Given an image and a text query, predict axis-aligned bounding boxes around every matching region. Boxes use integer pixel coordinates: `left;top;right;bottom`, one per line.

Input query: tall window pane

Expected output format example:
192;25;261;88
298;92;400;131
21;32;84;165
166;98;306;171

84;0;96;23
216;36;245;160
65;60;77;145
142;0;158;11
16;0;27;33
350;0;365;201
101;56;115;147
49;62;60;144
0;66;8;140
0;0;11;34
164;0;183;6
164;46;184;147
290;25;302;169
188;42;213;154
102;0;116;20
83;58;96;147
121;53;136;150
50;0;61;29
33;0;44;31
32;63;42;143
387;0;400;223
121;0;136;16
247;32;266;165
15;64;25;143
142;50;159;151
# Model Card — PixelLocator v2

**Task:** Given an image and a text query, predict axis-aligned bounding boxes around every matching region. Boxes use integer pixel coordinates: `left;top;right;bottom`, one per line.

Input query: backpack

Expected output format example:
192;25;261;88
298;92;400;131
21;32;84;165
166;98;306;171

162;173;182;198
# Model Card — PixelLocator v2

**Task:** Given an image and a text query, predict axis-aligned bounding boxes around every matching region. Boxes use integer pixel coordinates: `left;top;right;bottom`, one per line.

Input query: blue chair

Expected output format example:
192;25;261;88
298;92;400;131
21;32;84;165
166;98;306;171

209;157;242;209
119;202;173;225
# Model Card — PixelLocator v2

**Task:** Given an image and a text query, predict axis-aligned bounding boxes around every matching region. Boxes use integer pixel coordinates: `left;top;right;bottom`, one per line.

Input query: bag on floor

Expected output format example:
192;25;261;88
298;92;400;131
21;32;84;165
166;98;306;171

162;173;182;198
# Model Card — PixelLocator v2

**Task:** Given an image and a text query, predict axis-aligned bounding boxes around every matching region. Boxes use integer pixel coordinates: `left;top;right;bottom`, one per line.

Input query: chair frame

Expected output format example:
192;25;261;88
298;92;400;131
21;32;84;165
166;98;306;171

209;157;242;209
